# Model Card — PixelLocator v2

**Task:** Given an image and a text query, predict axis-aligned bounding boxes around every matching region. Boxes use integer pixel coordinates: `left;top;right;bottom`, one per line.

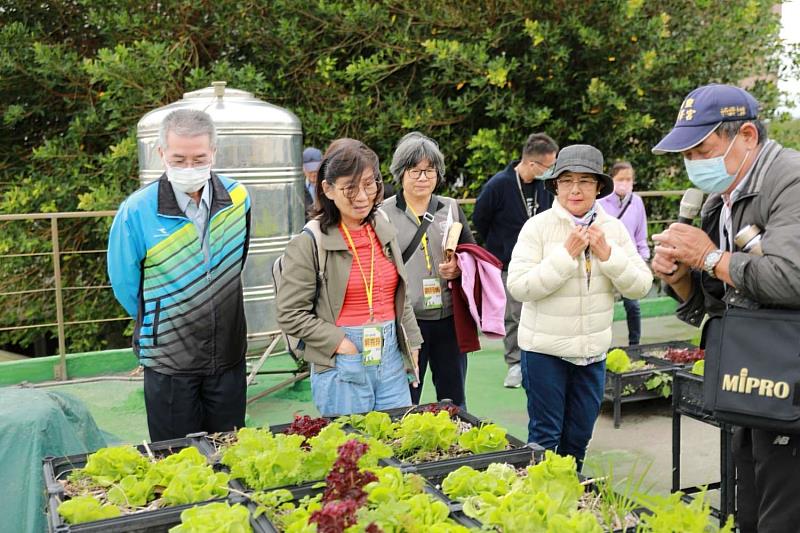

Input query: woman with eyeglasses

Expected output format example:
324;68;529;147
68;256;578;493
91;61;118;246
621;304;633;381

382;132;476;409
276;138;423;416
507;144;652;469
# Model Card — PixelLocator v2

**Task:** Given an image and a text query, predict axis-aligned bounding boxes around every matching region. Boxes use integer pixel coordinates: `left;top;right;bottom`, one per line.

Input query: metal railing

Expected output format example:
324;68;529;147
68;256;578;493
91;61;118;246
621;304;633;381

0;211;121;380
0;189;687;378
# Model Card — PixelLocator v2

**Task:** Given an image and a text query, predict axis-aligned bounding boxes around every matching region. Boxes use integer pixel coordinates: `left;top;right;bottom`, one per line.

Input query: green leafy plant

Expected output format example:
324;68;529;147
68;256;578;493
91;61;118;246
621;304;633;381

636;491;734;532
584;457;653;532
393;411;460;458
74;446;150;486
59;445;228;523
457;423;508;454
169;502;252;533
337;411;396;441
441;463;518;500
161;466;230;506
644;371;672;398
691;360;705;376
219;424;392;491
57;495;121;525
254;463;470;532
607;349;632;373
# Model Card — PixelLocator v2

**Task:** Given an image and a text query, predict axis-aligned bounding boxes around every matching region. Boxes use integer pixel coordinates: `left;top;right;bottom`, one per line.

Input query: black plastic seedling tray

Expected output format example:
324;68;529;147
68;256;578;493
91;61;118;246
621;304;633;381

365;403;533;476
672;369;712;420
198;421;333;496
604;347;683;428
251;474;476;532
43;436;266;533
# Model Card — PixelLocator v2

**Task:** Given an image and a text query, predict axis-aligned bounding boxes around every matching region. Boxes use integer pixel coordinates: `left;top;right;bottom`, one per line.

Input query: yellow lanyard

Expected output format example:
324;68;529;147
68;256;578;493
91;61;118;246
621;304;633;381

407;204;432;273
341;223;376;320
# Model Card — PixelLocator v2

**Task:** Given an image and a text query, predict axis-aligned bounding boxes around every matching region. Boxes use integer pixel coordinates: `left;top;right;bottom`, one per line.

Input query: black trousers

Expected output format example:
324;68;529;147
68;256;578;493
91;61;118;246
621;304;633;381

409;317;468;409
143;359;247;442
732;427;800;533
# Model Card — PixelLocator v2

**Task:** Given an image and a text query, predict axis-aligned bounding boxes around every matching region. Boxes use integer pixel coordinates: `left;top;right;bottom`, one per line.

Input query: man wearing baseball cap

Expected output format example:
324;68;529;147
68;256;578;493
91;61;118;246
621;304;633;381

302;146;322;219
651;83;800;532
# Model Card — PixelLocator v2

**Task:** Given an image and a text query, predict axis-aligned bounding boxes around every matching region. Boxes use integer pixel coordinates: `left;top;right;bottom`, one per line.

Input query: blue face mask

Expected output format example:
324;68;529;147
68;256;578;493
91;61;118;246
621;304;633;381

536;166;554;180
683;134;749;193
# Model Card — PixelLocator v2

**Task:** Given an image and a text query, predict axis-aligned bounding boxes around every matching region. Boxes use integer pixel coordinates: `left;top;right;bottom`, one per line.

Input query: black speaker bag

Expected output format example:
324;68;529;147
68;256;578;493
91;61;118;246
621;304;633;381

705;307;800;432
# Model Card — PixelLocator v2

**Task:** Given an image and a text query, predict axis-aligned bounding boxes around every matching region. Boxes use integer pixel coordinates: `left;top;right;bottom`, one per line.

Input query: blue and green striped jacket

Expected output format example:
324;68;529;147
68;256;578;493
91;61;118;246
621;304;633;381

108;173;251;375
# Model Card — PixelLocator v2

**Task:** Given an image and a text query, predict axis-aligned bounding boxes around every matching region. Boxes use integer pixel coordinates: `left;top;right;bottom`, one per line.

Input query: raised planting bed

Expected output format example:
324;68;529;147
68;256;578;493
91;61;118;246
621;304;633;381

249;440;477;532
43;436;265;532
335;403;533;476
437;452;731;533
201;415;394;495
604;347;682;428
635;341;704;369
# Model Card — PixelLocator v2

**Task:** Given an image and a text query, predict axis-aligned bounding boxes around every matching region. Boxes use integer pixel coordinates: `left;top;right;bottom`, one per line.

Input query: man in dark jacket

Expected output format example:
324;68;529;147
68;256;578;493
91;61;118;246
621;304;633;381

472;133;558;387
651;84;800;533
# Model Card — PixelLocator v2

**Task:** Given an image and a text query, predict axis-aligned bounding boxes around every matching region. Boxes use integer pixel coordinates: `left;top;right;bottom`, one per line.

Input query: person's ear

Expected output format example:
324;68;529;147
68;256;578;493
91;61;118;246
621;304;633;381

322;180;336;201
740;122;759;150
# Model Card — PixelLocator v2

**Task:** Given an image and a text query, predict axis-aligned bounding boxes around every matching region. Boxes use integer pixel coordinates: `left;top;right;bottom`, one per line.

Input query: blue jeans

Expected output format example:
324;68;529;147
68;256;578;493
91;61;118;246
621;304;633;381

310;321;411;416
520;350;605;468
622;298;641;345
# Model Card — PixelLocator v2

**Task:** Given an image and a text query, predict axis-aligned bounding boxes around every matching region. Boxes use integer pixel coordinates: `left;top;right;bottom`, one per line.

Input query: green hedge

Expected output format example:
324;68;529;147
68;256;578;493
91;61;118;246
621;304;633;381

0;0;791;352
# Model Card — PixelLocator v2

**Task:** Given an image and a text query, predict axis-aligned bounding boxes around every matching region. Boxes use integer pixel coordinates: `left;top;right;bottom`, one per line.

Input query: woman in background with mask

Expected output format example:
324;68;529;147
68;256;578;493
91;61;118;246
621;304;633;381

598;161;650;346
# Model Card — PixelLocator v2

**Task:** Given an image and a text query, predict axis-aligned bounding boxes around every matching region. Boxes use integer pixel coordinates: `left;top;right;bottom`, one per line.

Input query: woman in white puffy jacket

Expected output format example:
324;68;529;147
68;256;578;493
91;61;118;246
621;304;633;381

507;144;652;469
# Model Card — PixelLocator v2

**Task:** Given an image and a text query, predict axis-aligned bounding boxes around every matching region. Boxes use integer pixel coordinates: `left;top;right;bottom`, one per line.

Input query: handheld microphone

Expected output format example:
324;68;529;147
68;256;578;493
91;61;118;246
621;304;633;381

678;188;704;225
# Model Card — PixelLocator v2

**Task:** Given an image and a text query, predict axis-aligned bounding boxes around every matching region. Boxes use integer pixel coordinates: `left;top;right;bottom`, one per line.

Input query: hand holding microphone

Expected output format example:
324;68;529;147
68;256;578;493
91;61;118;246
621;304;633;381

652;188;711;279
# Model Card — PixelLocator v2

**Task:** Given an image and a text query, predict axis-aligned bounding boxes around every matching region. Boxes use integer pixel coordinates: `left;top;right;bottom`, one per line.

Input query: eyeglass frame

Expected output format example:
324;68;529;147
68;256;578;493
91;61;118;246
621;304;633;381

335;178;382;196
406;167;439;181
555;177;599;190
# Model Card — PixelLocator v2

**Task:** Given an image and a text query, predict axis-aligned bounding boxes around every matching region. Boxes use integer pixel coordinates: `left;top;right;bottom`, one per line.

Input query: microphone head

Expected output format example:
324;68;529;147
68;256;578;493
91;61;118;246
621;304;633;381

679;188;704;221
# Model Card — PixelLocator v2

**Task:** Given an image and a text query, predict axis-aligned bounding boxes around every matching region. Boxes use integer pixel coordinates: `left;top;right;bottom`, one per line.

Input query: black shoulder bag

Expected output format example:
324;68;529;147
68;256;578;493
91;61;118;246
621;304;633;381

402;196;437;264
705;307;800;432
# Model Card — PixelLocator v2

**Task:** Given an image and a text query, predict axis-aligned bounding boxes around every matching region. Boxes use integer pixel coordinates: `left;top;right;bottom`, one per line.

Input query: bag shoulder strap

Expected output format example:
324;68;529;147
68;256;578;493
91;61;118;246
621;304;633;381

302;219;326;274
402;195;438;264
616;197;633;220
301;220;326;301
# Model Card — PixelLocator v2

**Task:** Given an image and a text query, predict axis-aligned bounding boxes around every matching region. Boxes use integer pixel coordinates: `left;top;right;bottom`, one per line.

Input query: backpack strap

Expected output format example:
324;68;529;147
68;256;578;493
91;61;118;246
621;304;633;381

302;220;326;300
401;195;438;264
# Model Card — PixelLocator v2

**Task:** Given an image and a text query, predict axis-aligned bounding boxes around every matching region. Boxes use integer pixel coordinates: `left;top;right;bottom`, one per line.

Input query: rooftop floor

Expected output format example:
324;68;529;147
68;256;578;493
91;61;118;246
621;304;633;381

16;314;724;498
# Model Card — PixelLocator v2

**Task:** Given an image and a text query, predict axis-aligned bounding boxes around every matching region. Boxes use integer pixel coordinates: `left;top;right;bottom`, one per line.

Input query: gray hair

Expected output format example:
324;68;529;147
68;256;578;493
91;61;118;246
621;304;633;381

158;109;217;149
716;119;767;145
389;132;446;184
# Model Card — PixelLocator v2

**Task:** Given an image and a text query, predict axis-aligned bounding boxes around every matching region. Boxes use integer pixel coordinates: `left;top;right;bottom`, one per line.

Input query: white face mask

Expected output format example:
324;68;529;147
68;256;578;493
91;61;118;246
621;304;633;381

165;163;211;194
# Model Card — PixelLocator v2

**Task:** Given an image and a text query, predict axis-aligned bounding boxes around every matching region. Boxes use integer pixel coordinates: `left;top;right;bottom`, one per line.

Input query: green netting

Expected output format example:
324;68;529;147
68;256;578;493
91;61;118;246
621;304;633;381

0;388;106;533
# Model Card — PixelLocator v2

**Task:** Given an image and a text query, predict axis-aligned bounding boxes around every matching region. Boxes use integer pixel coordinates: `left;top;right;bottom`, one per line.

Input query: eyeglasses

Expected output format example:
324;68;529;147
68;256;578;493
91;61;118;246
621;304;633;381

337;179;380;196
556;178;598;190
407;168;438;181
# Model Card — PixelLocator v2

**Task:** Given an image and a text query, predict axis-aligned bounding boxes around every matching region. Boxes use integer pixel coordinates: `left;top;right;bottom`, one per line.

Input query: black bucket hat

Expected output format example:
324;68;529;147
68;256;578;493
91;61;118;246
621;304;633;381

544;144;614;198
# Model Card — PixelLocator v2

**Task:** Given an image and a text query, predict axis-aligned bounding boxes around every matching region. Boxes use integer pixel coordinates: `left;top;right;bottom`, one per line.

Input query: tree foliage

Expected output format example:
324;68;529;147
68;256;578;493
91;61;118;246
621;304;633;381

0;0;793;353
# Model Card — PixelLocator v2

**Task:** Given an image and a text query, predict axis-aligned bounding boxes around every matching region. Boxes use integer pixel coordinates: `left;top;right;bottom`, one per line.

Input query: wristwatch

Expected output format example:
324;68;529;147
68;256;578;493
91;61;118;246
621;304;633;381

703;249;724;278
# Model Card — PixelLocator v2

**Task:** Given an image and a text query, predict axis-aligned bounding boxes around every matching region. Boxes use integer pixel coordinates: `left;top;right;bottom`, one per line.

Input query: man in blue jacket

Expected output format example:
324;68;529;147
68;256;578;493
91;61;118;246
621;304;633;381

472;133;558;387
108;109;251;442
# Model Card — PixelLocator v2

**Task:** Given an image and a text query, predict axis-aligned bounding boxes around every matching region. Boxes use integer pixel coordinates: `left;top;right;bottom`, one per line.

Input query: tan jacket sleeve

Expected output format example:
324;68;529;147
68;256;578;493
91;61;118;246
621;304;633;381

276;232;344;361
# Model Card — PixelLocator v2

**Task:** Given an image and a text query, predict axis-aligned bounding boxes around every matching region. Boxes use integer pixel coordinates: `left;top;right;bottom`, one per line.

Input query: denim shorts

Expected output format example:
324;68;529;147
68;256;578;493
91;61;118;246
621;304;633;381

310;320;412;417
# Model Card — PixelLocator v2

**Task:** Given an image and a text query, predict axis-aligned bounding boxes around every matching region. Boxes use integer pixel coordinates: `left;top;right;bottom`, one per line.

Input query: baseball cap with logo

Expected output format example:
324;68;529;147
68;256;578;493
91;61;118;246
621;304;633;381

652;84;760;155
303;147;323;172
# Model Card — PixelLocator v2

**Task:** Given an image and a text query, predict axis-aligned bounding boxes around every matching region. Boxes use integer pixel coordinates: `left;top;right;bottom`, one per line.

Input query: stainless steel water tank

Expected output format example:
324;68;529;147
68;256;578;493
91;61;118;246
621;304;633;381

136;82;304;352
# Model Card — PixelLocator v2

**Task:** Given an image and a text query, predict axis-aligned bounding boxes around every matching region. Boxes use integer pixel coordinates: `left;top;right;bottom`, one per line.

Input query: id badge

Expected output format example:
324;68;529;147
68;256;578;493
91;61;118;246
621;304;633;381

423;277;443;309
362;326;383;366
